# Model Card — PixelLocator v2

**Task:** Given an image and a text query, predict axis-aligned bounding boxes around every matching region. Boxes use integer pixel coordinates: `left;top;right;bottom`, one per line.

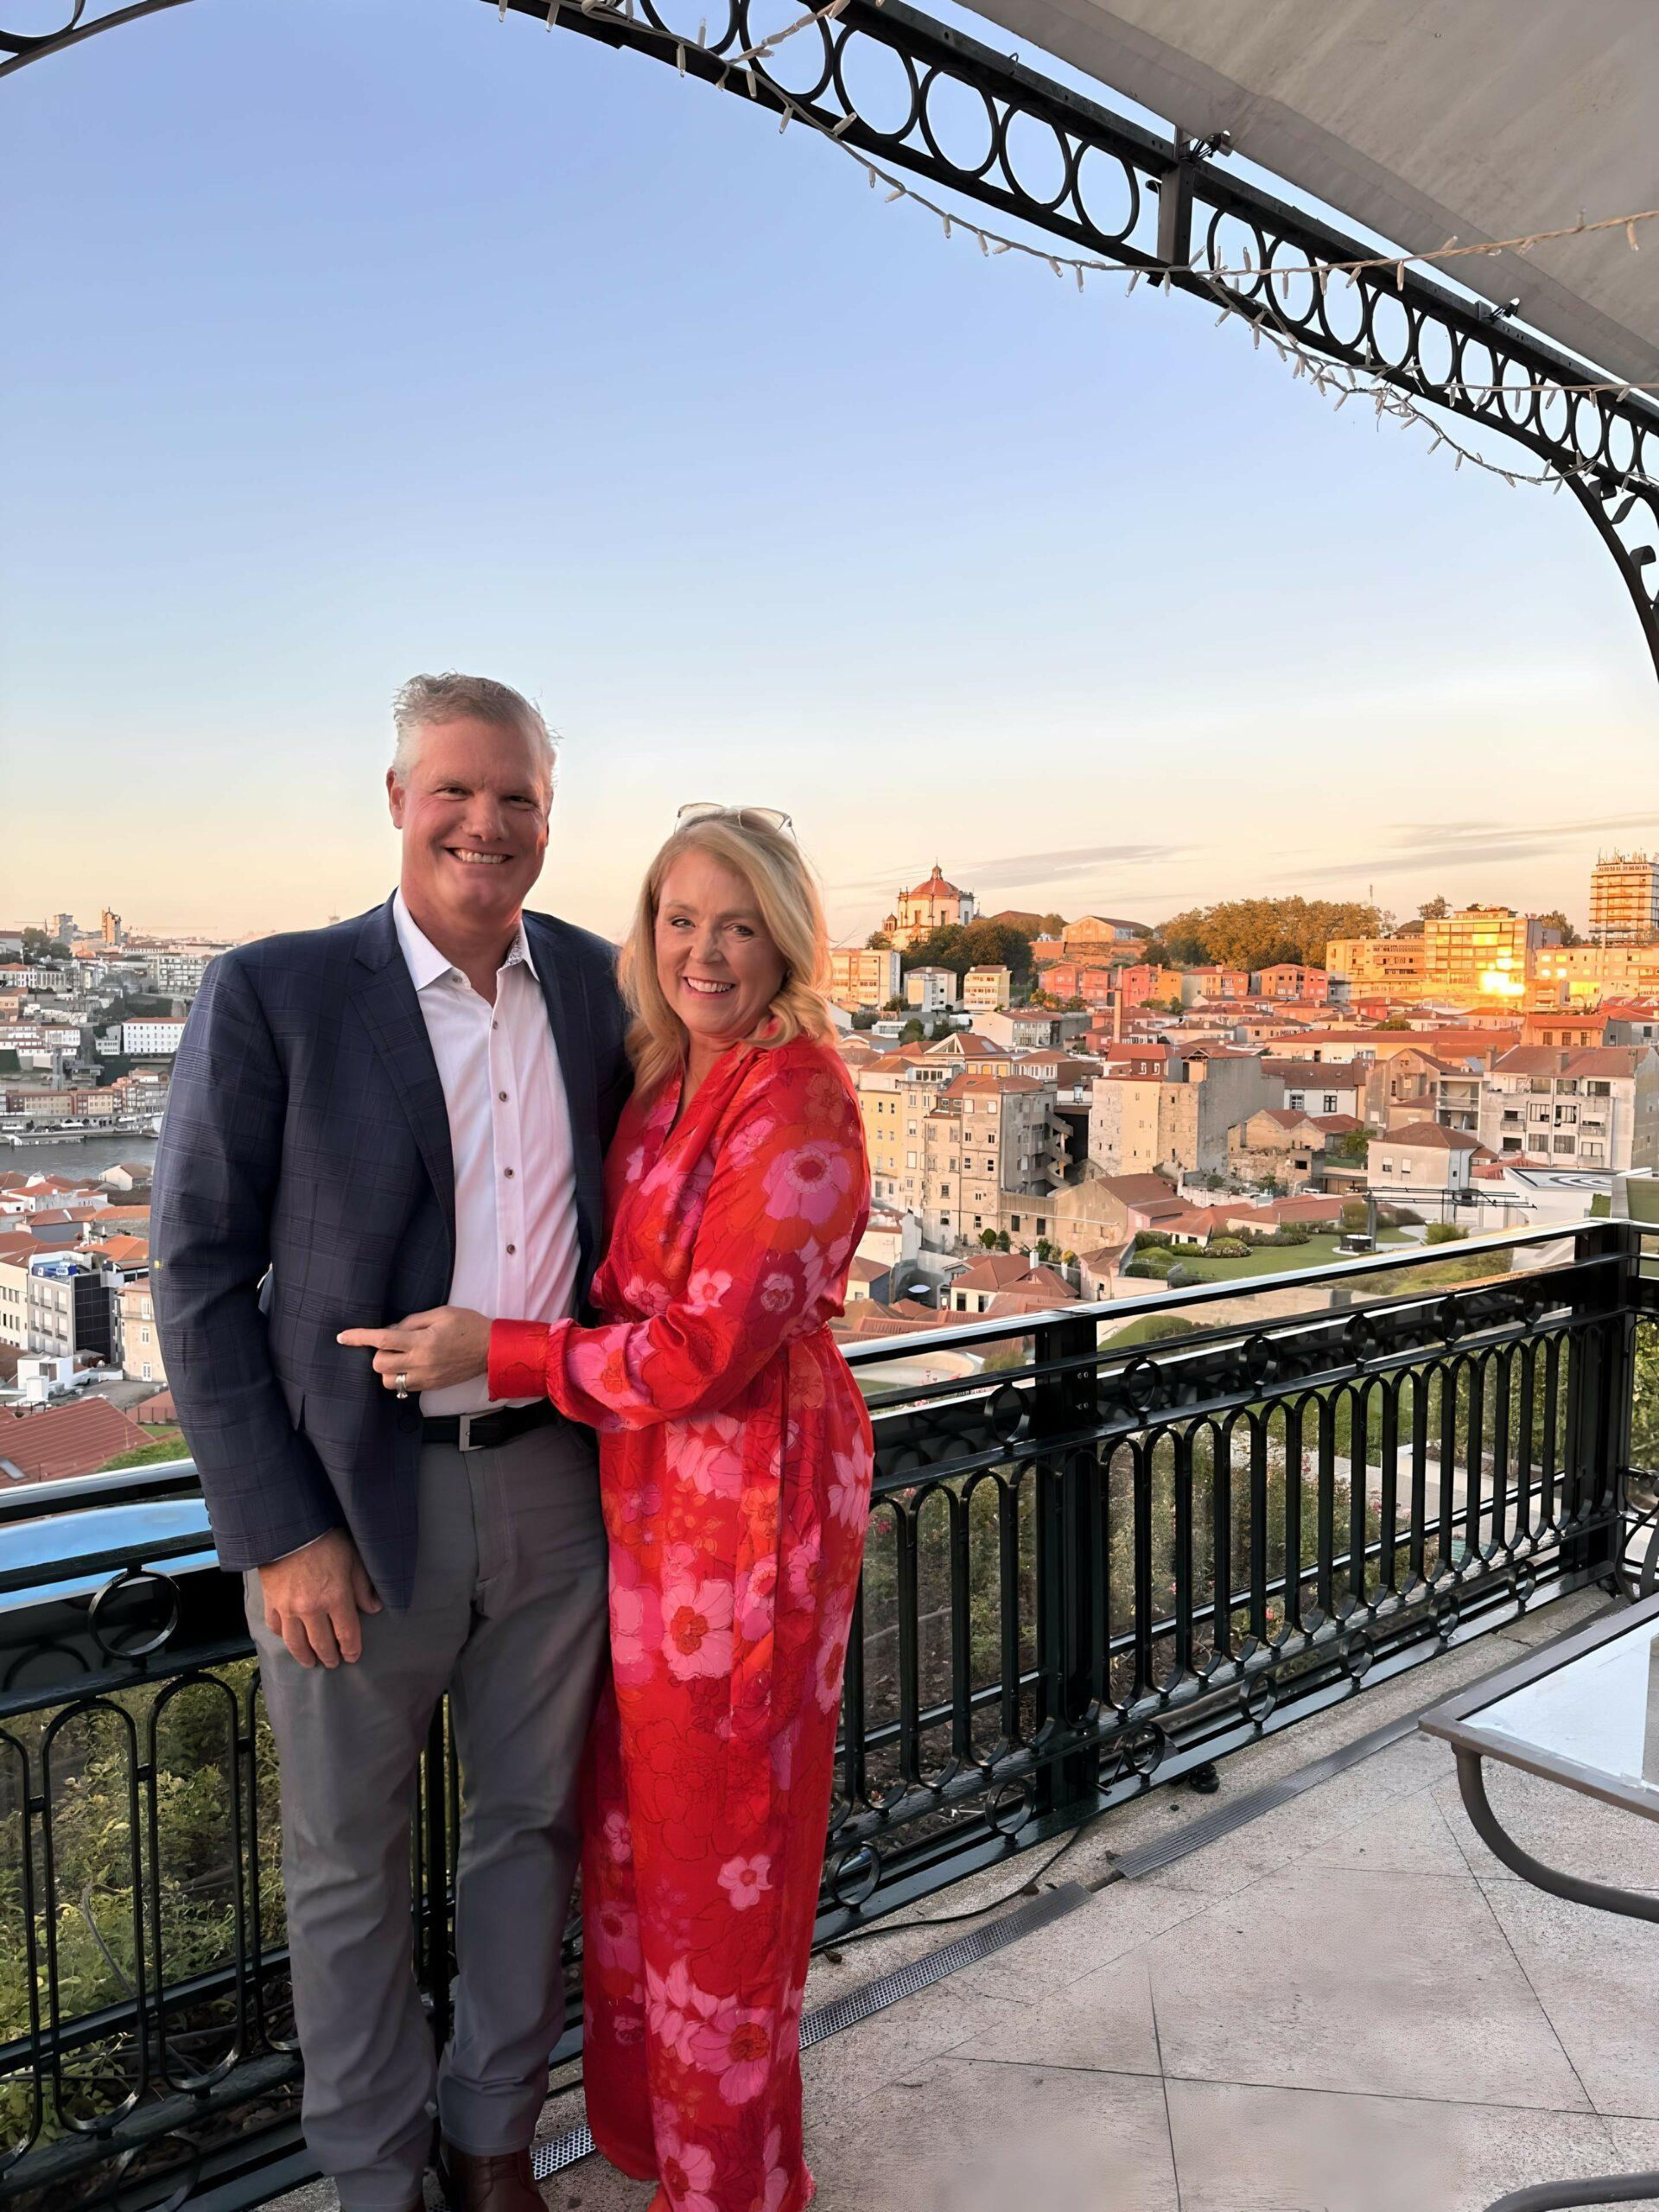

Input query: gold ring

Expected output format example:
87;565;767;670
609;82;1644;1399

395;1372;410;1399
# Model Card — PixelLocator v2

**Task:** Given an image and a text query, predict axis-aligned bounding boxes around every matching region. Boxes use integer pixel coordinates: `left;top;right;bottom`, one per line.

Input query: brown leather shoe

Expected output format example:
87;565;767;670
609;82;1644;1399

436;2139;542;2212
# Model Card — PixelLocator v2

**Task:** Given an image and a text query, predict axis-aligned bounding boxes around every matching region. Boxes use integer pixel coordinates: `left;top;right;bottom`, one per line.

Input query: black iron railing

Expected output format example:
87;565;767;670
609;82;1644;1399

0;1218;1649;2209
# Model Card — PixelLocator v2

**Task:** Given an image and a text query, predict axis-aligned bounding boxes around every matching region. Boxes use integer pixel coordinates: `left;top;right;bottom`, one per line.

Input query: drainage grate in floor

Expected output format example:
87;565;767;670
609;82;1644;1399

530;1880;1094;2179
1108;1707;1429;1880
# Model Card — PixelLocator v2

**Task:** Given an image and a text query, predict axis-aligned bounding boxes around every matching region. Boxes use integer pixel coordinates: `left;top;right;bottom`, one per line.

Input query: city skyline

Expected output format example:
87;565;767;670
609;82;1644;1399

7;0;1657;944
13;833;1658;955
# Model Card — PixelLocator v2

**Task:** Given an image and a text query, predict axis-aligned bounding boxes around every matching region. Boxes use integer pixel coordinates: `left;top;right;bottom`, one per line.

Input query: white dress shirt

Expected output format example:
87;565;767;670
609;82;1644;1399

392;891;580;1414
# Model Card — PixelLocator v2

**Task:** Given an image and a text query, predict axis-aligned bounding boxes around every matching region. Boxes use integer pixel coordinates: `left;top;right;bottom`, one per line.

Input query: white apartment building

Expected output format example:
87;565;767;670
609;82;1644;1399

906;967;957;1014
144;952;214;995
0;1251;118;1361
1477;1046;1659;1173
1370;1122;1480;1197
122;1019;188;1057
963;965;1013;1011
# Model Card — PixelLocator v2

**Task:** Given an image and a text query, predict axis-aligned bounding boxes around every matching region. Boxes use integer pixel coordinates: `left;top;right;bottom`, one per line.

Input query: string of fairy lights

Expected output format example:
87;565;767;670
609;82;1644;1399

505;0;1659;503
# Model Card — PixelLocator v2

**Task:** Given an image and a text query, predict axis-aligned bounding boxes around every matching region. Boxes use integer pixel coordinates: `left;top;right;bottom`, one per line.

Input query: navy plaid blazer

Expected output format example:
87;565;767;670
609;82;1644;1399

152;893;632;1609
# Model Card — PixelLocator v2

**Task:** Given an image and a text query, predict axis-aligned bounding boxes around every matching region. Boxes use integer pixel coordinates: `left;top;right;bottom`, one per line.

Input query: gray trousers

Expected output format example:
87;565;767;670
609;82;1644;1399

248;1424;608;2211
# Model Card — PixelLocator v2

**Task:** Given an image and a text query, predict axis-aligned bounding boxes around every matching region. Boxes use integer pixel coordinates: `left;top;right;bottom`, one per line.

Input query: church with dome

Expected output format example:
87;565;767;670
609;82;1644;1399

883;864;976;949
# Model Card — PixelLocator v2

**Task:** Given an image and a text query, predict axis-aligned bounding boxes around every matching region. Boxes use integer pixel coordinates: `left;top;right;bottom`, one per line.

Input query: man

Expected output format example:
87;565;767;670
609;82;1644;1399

154;674;632;2212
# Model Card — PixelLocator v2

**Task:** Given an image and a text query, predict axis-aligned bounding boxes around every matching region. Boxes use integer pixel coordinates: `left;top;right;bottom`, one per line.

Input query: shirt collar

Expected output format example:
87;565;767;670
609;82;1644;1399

392;890;537;992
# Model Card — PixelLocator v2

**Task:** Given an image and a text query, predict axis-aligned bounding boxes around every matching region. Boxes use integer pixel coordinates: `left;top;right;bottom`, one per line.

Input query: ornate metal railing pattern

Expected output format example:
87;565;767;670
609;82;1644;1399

0;1222;1637;2208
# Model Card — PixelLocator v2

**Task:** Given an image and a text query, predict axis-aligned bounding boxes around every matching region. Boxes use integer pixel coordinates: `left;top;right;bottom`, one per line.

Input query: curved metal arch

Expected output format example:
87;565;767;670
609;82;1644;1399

8;0;1659;674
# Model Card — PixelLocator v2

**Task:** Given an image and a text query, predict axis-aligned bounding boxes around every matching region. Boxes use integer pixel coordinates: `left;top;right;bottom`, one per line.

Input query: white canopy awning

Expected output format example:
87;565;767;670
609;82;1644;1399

960;0;1659;385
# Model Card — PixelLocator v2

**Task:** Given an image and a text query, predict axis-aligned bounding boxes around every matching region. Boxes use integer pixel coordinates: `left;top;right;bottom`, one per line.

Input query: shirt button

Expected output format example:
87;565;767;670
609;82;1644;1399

498;1091;508;1103
504;1166;515;1179
505;1243;517;1255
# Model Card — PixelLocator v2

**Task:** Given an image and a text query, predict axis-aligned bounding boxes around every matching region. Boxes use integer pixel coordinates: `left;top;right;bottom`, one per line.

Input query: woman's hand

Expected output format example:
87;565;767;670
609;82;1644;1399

337;1307;493;1395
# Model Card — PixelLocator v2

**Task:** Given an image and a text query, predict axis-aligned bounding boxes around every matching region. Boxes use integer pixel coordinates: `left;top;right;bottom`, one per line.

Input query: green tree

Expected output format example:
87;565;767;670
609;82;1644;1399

1417;895;1450;921
1157;897;1386;970
866;931;893;950
1537;910;1582;947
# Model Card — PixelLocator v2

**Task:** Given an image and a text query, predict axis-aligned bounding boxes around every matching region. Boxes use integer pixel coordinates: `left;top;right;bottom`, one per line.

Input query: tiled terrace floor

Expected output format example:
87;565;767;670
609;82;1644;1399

277;1587;1659;2212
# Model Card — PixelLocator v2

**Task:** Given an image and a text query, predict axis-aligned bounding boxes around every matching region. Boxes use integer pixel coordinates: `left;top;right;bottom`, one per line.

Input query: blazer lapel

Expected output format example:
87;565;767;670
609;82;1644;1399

526;915;602;1277
348;898;456;1266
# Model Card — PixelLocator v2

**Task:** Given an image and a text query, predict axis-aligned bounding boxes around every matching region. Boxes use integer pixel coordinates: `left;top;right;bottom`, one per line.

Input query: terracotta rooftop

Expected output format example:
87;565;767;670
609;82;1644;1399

0;1397;151;1484
1376;1122;1483;1152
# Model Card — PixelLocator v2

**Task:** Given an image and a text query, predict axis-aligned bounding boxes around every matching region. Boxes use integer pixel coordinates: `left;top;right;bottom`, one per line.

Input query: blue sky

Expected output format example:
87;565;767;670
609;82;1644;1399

5;0;1655;944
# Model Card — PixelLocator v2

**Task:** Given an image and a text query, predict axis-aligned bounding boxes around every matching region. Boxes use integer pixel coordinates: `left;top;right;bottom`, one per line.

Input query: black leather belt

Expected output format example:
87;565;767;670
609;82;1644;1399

420;1399;560;1452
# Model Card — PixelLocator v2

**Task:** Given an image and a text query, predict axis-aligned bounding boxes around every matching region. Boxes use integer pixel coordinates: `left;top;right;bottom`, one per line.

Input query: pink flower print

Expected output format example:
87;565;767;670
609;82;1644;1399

726;1112;779;1170
678;1414;746;1500
703;2003;775;2105
656;2125;719;2212
734;1554;778;1643
609;1577;664;1689
716;1852;773;1911
660;1573;734;1681
601;1806;632;1866
785;1524;821;1605
645;1958;722;2066
762;1141;853;1227
825;1445;868;1529
757;1265;800;1315
751;2126;790;2212
686;1267;734;1310
589;1897;640;1974
812;1590;857;1713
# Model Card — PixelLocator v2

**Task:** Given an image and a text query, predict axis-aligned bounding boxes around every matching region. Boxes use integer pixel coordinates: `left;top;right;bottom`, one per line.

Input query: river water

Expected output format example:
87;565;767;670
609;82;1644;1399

1;1134;158;1183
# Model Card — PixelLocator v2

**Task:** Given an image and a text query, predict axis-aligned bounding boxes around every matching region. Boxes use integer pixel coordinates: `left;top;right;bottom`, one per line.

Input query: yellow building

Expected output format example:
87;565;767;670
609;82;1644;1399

963;965;1013;1010
1325;934;1428;996
829;945;901;1011
1423;907;1548;1002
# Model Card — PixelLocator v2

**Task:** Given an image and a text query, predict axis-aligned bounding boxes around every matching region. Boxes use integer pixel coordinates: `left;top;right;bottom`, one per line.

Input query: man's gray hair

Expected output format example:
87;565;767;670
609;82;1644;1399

390;672;558;793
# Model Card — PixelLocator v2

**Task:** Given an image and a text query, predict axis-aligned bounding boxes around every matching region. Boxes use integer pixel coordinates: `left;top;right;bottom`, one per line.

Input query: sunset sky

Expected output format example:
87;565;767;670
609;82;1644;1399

6;0;1656;946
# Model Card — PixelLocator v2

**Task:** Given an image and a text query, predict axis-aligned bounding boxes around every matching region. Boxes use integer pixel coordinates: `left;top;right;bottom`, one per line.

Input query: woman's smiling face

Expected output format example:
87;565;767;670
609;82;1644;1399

654;848;785;1055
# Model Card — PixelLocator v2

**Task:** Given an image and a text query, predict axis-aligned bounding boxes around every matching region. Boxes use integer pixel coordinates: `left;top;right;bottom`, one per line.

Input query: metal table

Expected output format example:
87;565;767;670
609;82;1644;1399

1421;1593;1659;2212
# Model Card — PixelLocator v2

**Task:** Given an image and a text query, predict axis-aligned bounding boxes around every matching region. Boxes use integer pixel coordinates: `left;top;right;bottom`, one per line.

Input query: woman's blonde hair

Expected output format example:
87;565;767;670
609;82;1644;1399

620;813;834;1096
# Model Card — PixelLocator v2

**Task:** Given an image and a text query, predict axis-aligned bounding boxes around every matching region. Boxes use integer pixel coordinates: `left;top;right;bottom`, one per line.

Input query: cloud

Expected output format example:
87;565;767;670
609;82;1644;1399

1291;812;1659;884
829;842;1186;898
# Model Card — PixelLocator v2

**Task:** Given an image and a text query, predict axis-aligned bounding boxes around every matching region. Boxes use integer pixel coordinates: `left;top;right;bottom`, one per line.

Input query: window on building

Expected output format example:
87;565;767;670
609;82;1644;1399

1553;1135;1576;1154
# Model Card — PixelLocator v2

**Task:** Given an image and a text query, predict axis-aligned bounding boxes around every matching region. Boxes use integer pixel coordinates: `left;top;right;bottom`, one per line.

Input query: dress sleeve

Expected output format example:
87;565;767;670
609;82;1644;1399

489;1052;868;1429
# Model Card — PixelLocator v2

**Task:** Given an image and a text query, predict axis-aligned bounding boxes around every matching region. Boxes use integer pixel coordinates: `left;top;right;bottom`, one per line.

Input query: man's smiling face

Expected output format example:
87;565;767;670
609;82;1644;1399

388;714;550;938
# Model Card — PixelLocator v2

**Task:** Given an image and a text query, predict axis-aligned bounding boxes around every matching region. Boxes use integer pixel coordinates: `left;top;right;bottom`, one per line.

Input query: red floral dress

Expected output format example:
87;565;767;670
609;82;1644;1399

488;1034;874;2212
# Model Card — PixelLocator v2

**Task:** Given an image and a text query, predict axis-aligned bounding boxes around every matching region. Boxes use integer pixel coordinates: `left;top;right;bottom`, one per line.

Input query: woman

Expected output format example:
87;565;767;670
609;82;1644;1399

345;807;873;2212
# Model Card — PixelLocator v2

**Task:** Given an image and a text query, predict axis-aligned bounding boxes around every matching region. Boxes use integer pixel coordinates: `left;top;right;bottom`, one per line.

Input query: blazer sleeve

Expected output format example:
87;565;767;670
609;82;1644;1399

152;955;342;1568
490;1053;868;1428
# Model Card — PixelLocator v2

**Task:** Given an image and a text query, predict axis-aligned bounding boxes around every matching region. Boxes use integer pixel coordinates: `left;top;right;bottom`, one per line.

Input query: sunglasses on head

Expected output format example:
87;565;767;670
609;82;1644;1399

676;802;795;837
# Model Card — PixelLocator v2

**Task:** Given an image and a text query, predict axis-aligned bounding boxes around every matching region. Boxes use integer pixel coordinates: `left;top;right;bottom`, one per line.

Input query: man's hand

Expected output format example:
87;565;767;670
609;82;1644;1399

257;1529;382;1669
337;1307;493;1395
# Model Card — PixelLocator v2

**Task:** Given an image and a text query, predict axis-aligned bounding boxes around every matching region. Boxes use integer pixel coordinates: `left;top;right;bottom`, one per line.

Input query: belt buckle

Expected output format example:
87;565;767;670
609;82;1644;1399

456;1413;483;1453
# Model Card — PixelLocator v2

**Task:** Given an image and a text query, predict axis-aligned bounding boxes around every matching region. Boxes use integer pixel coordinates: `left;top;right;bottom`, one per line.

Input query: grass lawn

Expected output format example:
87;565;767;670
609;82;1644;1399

98;1426;188;1471
1146;1230;1409;1284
